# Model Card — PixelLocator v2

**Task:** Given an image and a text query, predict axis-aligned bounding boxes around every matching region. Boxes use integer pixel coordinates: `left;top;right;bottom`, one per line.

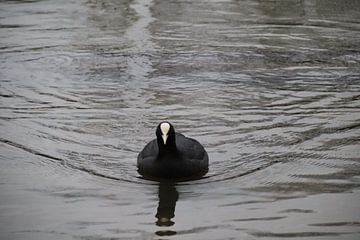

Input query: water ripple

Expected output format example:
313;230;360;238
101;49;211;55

1;0;360;238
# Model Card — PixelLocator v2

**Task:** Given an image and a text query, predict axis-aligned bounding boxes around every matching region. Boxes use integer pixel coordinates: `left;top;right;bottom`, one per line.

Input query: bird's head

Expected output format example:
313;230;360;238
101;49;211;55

156;121;175;145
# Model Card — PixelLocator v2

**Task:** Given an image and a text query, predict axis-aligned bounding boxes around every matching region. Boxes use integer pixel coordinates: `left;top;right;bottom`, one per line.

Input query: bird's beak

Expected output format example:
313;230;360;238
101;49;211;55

162;135;168;145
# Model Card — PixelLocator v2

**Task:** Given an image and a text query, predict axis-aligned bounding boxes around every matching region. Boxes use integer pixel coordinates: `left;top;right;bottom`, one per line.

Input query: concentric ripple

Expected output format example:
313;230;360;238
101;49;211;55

1;0;360;239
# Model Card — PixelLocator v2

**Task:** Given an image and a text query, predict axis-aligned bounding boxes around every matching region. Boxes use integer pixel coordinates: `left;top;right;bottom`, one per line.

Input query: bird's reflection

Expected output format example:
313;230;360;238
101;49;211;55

155;182;178;236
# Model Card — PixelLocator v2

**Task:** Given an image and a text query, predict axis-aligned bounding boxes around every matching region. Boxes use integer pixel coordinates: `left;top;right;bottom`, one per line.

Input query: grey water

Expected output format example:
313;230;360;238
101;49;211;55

1;0;360;239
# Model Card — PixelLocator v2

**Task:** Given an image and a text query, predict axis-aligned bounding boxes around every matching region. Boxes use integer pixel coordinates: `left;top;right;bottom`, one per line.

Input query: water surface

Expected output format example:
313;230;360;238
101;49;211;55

1;0;360;239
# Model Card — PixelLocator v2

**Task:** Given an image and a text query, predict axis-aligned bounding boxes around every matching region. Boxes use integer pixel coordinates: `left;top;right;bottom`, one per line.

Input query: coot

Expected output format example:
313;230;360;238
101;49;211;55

137;122;209;180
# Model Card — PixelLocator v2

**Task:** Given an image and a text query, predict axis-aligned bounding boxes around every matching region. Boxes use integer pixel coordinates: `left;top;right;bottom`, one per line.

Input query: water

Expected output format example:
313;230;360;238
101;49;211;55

1;0;360;239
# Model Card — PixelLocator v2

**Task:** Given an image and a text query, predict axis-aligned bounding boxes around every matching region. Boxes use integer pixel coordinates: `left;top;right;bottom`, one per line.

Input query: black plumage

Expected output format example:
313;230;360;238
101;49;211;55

137;121;209;180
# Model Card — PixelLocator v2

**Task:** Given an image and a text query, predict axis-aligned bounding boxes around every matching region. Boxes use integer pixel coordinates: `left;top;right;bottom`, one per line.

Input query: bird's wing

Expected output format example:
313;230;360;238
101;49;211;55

175;133;207;160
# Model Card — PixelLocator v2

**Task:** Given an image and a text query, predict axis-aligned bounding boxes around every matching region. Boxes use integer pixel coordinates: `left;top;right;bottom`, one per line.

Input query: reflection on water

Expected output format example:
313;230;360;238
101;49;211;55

155;184;178;227
1;0;360;239
155;183;178;235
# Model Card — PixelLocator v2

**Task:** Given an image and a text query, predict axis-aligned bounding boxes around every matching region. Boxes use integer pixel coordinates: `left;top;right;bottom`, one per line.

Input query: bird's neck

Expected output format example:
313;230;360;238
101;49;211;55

157;136;177;156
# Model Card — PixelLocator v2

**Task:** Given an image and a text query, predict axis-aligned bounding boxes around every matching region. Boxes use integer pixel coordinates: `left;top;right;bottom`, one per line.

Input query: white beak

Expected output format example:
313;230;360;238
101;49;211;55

162;135;168;145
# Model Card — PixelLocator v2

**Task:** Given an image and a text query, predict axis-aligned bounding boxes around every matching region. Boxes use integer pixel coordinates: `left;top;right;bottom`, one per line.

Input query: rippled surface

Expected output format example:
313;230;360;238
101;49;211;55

1;0;360;239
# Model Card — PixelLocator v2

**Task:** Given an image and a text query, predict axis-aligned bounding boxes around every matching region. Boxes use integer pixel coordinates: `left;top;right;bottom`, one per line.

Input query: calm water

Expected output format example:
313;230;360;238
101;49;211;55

1;0;360;239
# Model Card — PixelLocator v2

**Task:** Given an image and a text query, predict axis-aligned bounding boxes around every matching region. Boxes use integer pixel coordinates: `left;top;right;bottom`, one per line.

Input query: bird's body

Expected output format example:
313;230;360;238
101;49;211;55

137;122;209;180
